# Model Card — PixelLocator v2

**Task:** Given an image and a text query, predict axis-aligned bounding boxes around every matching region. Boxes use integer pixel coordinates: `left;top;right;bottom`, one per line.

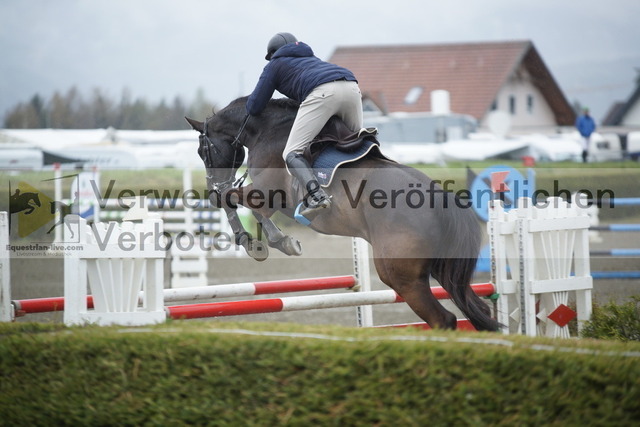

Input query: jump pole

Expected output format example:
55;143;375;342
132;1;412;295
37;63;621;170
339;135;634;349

13;278;494;317
590;249;640;257
587;197;640;207
11;275;357;316
590;224;640;232
165;283;496;320
591;271;640;279
589;221;640;278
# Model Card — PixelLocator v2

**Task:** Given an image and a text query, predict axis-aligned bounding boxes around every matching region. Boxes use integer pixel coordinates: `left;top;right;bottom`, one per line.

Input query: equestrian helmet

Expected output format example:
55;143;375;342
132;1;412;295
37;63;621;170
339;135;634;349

265;32;297;60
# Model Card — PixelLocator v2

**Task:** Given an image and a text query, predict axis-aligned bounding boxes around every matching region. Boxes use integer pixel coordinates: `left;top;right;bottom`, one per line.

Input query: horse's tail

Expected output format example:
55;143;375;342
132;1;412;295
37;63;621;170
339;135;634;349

431;191;500;332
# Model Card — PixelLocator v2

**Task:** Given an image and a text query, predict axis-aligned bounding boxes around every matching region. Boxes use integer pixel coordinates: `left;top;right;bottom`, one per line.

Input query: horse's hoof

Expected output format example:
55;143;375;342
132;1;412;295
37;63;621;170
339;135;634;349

246;239;269;262
271;236;303;256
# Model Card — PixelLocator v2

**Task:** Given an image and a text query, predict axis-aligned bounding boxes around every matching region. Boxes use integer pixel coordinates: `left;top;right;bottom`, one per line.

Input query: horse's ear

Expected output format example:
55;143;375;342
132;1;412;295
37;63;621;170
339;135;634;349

185;116;204;134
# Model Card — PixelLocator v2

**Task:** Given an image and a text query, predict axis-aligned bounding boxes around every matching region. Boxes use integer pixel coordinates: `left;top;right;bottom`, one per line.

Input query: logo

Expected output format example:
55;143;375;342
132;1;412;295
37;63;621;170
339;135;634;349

8;174;79;241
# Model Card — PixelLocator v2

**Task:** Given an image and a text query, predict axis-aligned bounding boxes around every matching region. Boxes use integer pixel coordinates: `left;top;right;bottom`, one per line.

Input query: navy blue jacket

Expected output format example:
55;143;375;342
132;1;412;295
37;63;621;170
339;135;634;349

246;41;357;116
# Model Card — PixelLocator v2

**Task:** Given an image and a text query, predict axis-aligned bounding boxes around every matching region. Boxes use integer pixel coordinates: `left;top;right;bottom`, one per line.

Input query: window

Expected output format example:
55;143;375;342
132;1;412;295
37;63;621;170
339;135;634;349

362;98;382;113
527;95;534;114
509;95;516;115
491;100;498;111
404;86;423;105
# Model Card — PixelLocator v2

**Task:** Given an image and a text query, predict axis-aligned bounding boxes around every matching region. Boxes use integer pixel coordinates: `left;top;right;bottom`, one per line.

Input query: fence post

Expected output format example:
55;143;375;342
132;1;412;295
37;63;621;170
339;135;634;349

352;237;373;327
490;195;593;337
182;168;194;234
0;213;11;322
572;193;593;334
64;215;166;326
517;197;538;336
489;200;513;334
53;163;62;242
63;215;86;325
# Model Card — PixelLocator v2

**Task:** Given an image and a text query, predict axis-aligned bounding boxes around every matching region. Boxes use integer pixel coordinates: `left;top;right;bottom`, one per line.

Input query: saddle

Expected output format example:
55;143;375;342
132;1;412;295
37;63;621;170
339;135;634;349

291;116;391;206
303;116;380;165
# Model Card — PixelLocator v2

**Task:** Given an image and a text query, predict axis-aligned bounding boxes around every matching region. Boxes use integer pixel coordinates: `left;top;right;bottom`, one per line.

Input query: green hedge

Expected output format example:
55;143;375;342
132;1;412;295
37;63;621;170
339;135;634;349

1;322;639;425
582;296;640;342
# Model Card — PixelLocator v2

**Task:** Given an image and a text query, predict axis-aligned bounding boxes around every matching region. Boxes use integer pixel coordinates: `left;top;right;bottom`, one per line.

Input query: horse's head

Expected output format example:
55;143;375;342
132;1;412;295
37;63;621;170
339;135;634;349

25;192;41;207
185;115;245;187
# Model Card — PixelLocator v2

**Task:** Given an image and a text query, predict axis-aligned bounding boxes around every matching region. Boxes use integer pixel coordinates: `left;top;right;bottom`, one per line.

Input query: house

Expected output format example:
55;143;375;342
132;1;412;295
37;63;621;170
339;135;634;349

602;85;640;127
601;85;640;159
329;40;575;131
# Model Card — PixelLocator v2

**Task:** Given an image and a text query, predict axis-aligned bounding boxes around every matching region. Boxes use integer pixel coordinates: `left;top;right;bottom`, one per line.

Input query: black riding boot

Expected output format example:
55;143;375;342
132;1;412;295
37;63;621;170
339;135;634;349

285;152;331;218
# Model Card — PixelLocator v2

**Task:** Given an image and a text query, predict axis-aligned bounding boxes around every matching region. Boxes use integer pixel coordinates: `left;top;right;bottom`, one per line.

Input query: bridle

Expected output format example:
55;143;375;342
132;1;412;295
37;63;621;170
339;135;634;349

200;114;250;193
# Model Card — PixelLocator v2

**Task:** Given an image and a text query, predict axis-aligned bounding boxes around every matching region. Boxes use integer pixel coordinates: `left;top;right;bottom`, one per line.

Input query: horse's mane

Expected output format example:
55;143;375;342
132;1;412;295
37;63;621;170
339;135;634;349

266;97;300;111
218;96;300;122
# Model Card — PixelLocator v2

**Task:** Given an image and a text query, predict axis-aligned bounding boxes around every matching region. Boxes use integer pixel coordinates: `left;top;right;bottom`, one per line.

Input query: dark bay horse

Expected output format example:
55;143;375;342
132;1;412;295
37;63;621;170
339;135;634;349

8;190;41;229
186;97;499;331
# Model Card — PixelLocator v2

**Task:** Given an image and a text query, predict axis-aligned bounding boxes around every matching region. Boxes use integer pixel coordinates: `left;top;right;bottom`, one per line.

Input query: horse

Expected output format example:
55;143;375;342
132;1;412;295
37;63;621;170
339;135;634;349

46;201;76;238
9;190;41;229
9;191;41;215
185;97;499;331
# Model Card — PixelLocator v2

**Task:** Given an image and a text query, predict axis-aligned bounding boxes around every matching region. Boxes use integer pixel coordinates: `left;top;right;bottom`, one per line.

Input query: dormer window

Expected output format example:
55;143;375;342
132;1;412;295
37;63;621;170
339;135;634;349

404;86;423;105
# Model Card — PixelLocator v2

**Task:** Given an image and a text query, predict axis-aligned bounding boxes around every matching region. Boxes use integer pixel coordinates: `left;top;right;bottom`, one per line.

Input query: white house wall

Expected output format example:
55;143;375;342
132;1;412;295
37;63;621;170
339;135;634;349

481;65;557;129
621;97;640;126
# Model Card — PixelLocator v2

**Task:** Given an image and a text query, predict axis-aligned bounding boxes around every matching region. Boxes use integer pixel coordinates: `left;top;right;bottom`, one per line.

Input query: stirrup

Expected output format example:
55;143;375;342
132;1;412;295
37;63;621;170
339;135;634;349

301;191;331;214
304;194;331;210
294;193;331;225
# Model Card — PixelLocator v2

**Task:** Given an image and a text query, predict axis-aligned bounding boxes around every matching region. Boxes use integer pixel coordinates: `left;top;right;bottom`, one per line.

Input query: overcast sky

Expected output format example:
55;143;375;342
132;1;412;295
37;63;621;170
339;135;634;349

1;0;639;124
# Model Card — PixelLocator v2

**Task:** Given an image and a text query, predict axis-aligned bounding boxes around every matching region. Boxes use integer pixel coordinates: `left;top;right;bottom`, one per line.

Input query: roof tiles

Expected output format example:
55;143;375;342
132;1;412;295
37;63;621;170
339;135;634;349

329;40;574;125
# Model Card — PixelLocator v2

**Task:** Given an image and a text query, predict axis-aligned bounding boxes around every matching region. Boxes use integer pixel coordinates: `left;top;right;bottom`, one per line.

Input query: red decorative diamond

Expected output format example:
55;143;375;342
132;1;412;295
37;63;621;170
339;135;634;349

547;304;577;327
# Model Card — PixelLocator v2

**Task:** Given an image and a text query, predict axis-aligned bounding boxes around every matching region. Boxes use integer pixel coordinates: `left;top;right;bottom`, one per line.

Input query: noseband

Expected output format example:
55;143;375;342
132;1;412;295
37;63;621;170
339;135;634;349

200;114;250;193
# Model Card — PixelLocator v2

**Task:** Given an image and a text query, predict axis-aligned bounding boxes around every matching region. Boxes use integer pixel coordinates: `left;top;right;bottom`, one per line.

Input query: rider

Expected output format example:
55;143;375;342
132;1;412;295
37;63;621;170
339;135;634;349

246;32;364;218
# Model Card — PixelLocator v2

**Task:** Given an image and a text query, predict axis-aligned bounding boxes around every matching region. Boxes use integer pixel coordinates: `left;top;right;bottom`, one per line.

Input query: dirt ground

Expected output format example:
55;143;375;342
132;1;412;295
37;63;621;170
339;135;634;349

10;218;639;327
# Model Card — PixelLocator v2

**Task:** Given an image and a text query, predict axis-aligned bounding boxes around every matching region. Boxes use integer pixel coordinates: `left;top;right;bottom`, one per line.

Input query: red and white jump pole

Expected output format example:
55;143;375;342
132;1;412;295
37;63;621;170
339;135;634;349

12;278;495;330
165;283;496;321
11;275;356;317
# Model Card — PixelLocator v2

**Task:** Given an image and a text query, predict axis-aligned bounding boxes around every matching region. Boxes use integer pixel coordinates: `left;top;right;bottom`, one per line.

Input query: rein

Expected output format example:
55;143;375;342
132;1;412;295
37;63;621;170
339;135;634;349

231;114;250;149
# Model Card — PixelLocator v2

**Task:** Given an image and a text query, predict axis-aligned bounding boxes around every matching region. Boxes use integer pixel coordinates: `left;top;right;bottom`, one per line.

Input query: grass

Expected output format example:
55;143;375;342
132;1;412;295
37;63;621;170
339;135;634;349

1;321;639;425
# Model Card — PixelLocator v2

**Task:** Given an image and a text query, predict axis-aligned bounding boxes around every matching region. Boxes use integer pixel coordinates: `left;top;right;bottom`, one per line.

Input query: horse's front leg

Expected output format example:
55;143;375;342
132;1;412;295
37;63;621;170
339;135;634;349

252;210;302;256
211;186;268;261
233;180;302;256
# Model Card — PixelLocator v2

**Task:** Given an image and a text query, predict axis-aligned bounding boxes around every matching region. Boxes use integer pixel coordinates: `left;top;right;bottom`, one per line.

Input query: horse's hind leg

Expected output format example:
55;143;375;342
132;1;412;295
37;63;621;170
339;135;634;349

65;221;75;239
46;220;61;235
374;257;457;329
